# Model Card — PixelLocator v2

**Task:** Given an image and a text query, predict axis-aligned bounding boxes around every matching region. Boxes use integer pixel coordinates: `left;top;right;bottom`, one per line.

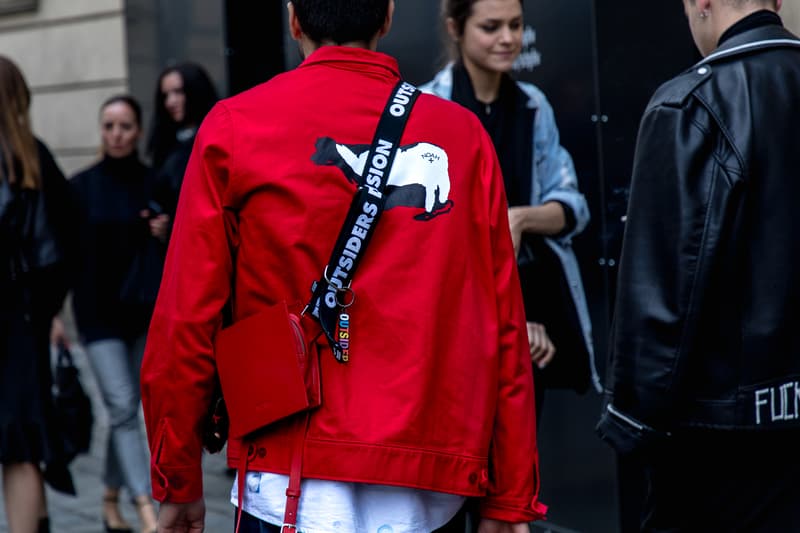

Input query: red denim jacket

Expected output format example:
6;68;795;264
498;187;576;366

140;45;545;523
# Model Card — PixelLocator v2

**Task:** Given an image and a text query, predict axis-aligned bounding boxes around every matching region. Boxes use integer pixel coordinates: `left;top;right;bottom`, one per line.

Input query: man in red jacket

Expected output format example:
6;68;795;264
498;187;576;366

141;1;544;531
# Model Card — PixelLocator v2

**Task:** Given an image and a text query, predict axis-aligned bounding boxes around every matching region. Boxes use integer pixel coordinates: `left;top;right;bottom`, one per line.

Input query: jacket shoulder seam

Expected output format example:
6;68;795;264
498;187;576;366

692;91;747;178
648;68;712;110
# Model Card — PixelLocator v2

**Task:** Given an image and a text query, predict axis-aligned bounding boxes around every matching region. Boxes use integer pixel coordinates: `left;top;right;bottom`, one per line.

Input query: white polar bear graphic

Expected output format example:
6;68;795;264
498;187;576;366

312;137;453;220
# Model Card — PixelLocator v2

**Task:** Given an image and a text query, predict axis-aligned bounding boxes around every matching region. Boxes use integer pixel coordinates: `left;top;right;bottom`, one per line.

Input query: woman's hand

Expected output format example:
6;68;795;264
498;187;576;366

527;321;555;369
149;214;171;242
477;519;531;533
508;207;526;257
50;316;69;347
141;209;171;243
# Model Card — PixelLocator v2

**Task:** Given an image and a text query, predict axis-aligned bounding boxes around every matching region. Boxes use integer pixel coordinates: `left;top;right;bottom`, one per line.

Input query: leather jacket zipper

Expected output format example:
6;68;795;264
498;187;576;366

607;404;648;432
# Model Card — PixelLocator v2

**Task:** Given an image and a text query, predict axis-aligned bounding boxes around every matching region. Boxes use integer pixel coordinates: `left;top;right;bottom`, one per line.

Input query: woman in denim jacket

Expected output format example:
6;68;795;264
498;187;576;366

421;0;600;413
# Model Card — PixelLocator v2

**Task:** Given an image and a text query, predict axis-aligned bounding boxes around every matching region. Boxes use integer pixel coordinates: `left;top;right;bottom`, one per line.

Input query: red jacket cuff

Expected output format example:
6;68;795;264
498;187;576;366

479;496;548;523
151;463;204;503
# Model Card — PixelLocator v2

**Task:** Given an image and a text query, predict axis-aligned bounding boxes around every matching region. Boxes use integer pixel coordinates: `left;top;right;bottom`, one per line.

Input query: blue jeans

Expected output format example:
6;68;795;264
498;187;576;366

85;336;150;498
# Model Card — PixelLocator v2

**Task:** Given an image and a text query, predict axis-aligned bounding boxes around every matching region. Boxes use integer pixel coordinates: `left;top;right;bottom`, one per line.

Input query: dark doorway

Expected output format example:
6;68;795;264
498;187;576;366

224;2;285;96
124;0;226;156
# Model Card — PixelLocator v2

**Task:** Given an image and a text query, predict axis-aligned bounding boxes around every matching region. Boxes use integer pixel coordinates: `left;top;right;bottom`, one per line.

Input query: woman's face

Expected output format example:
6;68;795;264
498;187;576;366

453;0;523;75
161;71;186;124
100;102;141;159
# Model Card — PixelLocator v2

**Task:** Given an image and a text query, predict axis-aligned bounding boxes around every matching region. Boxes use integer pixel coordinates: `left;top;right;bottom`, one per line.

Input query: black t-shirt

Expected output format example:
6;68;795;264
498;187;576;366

450;63;576;232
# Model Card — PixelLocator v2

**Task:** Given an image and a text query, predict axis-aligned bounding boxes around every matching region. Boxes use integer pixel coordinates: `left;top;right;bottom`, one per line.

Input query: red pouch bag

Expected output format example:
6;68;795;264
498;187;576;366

214;301;321;439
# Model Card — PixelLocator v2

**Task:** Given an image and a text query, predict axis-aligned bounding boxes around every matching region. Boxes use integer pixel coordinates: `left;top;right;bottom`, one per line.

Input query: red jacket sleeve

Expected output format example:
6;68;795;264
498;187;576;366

141;103;234;503
476;128;547;522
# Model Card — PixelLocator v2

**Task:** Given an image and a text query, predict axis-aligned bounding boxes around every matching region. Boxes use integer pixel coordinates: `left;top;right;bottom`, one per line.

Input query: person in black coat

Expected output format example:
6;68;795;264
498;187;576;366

597;1;800;530
0;55;75;533
147;62;218;220
70;95;163;533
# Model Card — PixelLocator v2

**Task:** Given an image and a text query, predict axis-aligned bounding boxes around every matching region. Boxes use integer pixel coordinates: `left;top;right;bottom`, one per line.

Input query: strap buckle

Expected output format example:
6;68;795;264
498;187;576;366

322;267;356;308
280;524;298;532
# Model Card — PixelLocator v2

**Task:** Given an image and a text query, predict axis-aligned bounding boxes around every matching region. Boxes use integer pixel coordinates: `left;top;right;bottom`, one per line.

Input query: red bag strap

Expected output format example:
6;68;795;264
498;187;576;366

233;413;310;533
281;412;310;531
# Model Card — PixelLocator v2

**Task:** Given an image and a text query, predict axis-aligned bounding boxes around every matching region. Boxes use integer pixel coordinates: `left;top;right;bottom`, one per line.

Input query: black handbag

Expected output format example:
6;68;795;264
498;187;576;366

52;343;94;462
518;234;591;393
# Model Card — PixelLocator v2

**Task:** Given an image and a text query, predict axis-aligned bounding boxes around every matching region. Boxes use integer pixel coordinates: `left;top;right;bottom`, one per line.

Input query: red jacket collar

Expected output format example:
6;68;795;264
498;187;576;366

299;45;401;79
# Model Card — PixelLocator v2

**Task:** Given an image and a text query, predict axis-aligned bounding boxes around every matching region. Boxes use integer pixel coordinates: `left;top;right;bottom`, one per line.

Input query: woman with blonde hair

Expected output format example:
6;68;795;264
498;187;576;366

0;55;74;533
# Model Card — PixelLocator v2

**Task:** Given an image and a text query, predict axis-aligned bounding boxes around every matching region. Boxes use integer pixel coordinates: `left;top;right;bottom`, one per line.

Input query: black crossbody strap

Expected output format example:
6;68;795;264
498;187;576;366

306;80;420;362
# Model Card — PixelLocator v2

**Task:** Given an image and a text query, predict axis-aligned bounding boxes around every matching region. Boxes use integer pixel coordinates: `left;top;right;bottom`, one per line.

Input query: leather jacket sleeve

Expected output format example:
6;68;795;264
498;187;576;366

597;92;741;454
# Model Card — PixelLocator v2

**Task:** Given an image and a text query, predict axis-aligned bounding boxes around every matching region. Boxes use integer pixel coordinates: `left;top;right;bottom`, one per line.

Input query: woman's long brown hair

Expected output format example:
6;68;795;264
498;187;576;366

0;55;40;189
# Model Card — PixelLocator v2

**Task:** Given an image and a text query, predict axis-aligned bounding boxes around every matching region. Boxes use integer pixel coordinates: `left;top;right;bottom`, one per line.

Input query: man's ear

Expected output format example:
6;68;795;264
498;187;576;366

775;0;782;12
378;0;395;38
696;0;712;14
287;1;303;40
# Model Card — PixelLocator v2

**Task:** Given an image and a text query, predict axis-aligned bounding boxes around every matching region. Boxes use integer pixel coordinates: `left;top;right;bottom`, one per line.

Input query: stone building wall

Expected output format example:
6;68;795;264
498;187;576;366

0;0;127;175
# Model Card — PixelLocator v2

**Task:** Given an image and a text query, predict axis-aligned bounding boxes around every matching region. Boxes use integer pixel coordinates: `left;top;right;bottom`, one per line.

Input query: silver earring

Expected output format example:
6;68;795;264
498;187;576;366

699;10;709;19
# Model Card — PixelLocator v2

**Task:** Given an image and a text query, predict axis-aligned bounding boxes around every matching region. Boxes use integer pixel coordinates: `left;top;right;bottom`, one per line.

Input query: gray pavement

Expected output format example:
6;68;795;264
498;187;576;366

0;343;236;533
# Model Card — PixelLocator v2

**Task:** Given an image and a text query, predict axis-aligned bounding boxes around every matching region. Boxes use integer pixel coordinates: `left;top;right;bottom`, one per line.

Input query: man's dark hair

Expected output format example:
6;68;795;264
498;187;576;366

292;0;390;45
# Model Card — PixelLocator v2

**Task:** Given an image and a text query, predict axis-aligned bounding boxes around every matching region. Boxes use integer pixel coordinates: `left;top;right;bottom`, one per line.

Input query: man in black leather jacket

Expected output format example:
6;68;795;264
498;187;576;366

597;0;800;530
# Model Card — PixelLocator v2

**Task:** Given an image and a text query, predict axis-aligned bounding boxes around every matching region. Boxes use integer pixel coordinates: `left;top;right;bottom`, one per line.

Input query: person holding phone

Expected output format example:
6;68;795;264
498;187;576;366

597;1;800;530
70;95;164;533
